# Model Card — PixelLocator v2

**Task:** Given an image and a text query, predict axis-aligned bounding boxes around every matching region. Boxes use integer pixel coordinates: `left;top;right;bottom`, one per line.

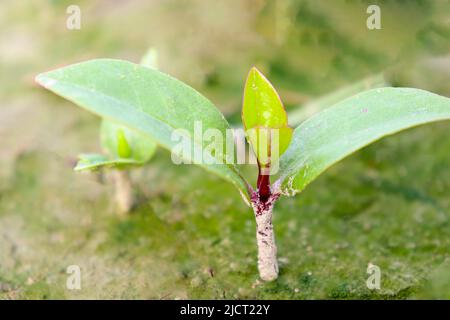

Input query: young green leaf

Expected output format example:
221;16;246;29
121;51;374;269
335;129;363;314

245;127;293;167
36;59;250;199
117;129;132;158
242;67;293;168
74;153;142;171
140;48;159;70
100;119;156;163
74;119;157;172
279;87;450;195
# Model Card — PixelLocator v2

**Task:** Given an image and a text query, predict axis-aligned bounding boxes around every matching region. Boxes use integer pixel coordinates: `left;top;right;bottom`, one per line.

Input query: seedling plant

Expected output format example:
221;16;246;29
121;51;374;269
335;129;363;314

37;59;450;281
74;50;159;214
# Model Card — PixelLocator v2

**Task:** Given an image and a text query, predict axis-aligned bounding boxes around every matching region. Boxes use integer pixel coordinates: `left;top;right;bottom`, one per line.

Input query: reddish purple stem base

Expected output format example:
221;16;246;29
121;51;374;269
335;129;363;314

257;168;271;203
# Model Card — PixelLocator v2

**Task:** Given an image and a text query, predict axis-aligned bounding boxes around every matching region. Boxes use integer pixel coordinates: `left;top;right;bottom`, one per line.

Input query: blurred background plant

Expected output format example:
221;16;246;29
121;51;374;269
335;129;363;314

0;0;449;299
73;49;159;215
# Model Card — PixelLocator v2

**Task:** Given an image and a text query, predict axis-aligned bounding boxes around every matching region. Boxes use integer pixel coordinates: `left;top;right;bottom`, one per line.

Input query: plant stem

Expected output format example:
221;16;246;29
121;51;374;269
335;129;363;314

257;174;271;202
251;188;280;281
113;170;134;215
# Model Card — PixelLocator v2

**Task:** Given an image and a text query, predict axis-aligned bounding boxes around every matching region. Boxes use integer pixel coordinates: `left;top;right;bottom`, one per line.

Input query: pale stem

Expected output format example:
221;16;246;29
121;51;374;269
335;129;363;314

251;191;280;281
112;170;134;215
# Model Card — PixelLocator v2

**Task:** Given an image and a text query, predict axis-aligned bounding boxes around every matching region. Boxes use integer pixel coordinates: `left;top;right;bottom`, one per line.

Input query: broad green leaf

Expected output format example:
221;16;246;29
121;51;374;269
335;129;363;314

100;119;157;163
279;87;450;195
74;153;142;172
36;59;250;199
242;67;293;167
288;73;388;126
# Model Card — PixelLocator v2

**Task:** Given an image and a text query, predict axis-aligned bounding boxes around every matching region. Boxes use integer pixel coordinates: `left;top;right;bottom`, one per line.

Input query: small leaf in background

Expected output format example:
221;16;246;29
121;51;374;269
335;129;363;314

100;119;156;163
279;87;450;195
74;153;142;172
140;48;159;70
242;67;293;170
116;129;132;159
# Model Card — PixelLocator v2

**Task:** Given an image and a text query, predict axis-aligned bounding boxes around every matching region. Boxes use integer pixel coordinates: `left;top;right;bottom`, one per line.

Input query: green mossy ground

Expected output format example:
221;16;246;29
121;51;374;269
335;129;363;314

1;0;449;299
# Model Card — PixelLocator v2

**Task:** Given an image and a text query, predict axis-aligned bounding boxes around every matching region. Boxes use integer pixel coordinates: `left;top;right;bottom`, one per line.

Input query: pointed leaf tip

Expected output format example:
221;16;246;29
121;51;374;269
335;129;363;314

242;67;290;129
35;74;57;89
